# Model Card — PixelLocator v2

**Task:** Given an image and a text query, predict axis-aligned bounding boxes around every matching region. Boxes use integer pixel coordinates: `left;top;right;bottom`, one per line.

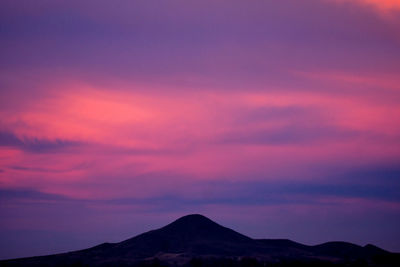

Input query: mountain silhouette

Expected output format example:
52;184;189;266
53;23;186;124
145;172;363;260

112;214;256;257
1;214;399;267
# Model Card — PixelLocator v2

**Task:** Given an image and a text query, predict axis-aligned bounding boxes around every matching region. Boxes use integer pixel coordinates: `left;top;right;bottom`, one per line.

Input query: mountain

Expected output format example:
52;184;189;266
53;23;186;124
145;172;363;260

1;214;399;267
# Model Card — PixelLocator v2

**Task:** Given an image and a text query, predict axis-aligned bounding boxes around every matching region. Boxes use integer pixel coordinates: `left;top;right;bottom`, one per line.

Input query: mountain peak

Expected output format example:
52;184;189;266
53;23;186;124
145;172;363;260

112;214;254;258
158;214;251;242
176;213;210;220
164;214;216;228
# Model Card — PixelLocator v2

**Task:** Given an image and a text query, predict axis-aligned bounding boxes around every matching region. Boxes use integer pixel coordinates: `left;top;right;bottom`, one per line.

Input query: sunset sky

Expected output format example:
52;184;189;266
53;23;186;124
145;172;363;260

1;0;400;259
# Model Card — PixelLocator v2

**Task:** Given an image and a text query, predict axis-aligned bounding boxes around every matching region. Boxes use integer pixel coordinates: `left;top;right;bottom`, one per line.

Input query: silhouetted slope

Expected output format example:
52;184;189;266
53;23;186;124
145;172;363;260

312;241;368;258
1;214;398;267
364;244;390;255
256;239;310;250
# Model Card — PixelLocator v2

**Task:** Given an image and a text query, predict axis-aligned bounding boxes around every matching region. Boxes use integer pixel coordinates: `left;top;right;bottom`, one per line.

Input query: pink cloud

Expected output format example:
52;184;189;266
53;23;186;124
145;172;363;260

1;77;400;199
355;0;400;10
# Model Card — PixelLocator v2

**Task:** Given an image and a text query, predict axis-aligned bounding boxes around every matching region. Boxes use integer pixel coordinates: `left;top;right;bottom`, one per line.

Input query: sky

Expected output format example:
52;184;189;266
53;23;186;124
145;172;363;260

0;0;400;260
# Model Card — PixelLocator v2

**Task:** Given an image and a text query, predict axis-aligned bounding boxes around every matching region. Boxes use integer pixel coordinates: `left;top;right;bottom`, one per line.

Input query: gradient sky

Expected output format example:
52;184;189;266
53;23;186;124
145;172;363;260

1;0;400;260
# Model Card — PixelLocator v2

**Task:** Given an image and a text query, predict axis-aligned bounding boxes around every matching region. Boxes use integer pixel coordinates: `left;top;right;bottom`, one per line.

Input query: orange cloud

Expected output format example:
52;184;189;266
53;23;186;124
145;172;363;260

361;0;400;10
331;0;400;10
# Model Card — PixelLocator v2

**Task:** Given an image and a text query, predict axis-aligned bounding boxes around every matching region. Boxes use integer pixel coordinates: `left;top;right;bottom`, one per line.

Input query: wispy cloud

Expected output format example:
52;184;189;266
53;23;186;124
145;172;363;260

0;131;81;153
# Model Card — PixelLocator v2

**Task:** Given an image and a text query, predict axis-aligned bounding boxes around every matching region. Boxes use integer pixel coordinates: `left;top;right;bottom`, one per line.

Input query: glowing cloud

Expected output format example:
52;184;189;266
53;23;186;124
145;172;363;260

360;0;400;10
331;0;400;10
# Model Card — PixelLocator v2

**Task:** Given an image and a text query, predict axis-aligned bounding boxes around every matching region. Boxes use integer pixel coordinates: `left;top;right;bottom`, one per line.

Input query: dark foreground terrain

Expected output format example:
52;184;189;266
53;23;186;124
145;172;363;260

1;214;399;267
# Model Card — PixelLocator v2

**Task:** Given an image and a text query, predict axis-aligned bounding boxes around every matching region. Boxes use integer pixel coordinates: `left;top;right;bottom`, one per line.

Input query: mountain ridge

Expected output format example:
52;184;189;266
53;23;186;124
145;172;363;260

1;214;398;267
